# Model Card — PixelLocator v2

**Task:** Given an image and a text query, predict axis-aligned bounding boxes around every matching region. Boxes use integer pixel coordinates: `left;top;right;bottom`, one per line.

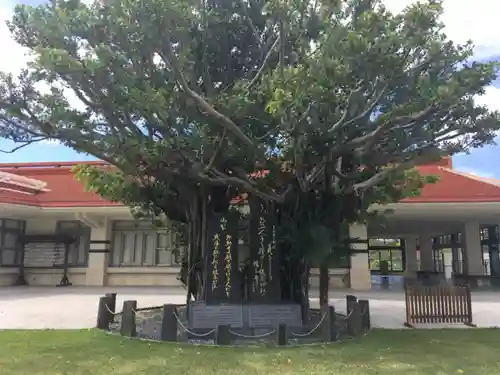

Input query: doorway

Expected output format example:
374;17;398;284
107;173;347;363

433;233;464;279
368;238;405;289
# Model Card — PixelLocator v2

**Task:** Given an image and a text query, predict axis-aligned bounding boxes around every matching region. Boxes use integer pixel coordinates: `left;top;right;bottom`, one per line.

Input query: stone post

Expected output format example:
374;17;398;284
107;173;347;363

120;300;137;338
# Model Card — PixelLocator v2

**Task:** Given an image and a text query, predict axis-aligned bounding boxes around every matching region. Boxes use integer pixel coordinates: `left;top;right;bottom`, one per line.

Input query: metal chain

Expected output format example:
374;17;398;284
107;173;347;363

291;313;327;337
132;308;156;320
105;304;121;316
228;328;277;339
173;311;216;337
342;309;355;321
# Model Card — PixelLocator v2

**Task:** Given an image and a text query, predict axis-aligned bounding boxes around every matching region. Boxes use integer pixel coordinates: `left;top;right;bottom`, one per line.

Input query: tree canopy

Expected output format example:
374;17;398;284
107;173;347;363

0;0;498;226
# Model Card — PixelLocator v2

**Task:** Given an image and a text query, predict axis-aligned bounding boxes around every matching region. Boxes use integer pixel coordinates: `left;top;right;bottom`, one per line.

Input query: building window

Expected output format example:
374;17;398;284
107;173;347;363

0;219;25;266
110;220;185;267
369;249;404;273
56;221;90;266
368;238;405;273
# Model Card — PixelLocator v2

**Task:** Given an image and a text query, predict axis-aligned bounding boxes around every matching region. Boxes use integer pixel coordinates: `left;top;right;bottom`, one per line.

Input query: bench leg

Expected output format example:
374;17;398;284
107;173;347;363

464;322;477;328
404;322;415;328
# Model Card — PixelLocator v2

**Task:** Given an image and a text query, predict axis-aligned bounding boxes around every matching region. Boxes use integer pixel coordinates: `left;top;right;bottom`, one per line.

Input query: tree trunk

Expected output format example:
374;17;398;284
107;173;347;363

185;194;207;304
319;264;329;308
301;261;311;323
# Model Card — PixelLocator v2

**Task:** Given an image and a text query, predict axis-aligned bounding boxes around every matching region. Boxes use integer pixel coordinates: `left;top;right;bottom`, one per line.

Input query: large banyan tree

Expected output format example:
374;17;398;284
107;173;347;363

0;0;499;306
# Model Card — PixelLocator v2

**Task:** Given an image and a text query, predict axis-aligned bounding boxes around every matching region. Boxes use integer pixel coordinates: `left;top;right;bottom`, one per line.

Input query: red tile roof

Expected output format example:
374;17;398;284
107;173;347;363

0;158;499;207
0;161;118;207
405;165;500;203
0;170;52;205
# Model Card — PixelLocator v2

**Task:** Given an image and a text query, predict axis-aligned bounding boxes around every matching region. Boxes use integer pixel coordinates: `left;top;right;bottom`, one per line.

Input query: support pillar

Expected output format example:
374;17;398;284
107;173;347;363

85;218;110;286
418;235;434;271
349;223;371;290
403;236;418;278
463;222;484;275
491;224;500;276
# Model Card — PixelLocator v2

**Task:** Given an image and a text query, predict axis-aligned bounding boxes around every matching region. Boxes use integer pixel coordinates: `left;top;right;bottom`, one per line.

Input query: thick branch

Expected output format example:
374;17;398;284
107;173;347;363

204;128;227;172
339;82;388;132
351;152;440;194
0;137;45;153
209;168;285;202
330;57;434;137
238;0;262;49
349;105;436;150
247;35;280;89
328;82;365;133
157;35;255;148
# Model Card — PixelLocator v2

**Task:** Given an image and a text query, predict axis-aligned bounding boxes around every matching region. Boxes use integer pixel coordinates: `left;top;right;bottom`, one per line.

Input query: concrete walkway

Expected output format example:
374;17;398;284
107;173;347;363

0;287;498;329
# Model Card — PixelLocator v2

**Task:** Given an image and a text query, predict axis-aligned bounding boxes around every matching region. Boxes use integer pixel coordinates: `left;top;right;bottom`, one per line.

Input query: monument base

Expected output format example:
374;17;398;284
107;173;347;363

188;301;303;329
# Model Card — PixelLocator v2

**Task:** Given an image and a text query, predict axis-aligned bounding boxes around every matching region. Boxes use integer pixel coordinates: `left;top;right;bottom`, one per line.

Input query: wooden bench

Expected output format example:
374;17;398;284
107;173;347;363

404;285;475;328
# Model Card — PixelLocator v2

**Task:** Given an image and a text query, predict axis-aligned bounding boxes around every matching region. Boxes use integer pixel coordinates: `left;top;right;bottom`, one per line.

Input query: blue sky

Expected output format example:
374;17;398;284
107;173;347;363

1;0;500;177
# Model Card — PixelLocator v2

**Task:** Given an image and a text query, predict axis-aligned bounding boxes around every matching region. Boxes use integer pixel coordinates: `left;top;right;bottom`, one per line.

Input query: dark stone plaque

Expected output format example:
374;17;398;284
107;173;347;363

204;212;240;304
248;304;302;328
188;302;302;329
247;199;281;303
189;302;244;329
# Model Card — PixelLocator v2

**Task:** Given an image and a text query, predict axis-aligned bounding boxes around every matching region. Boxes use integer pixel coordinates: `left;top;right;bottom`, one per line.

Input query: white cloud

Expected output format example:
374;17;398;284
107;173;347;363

475;86;500;112
384;0;500;60
0;4;30;76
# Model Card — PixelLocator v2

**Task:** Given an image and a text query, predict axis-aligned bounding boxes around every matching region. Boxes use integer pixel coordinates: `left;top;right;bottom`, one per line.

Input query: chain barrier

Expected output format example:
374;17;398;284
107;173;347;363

341;308;355;321
173;311;216;337
228;328;277;339
291;312;327;337
136;306;164;312
105;304;122;316
132;308;157;320
339;303;371;337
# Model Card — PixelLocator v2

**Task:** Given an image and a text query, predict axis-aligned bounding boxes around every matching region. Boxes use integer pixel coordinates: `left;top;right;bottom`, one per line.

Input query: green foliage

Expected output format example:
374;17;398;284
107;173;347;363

0;0;498;250
74;163;187;222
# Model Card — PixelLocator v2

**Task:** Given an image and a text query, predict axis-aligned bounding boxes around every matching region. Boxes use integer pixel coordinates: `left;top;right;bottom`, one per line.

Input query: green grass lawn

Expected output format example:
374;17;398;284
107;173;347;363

0;329;499;375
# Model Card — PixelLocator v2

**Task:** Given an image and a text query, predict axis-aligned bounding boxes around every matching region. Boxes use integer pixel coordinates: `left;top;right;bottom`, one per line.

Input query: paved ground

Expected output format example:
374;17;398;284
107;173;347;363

0;287;499;329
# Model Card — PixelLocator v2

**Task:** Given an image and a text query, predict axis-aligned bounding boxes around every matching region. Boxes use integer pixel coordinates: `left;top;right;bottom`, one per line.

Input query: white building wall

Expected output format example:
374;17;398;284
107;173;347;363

85;218;110;286
403;235;418;277
418;235;434;271
349;223;371;290
463;222;485;275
